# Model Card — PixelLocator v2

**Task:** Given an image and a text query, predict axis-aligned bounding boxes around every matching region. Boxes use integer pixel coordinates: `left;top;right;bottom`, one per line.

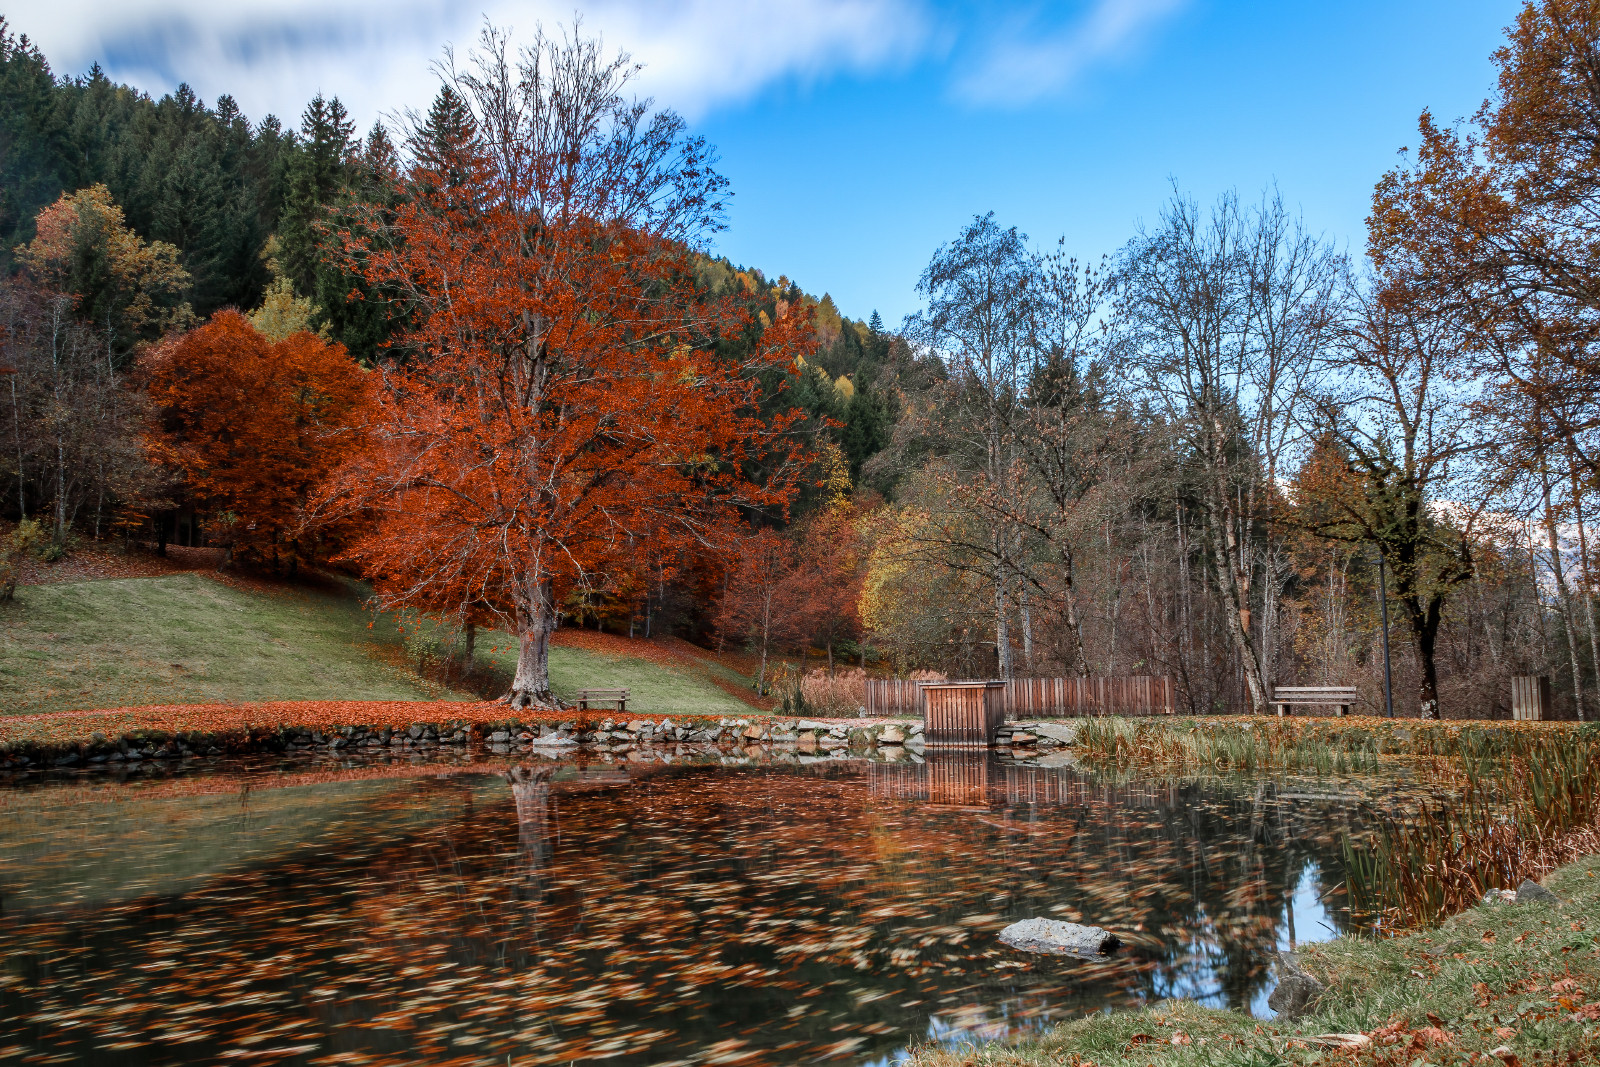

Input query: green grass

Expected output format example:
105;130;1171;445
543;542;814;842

0;572;469;714
471;640;756;718
0;572;758;718
907;853;1600;1067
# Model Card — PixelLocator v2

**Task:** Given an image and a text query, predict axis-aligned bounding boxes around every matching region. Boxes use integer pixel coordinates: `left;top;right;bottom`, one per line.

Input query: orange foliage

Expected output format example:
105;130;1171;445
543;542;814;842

143;311;365;564
323;41;809;707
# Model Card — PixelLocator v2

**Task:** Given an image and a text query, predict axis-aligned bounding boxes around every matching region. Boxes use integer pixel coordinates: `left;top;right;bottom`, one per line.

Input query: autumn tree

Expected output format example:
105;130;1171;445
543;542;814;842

1299;276;1485;719
1116;189;1339;711
324;26;806;709
143;310;365;568
717;529;806;693
904;214;1037;678
0;277;160;546
789;498;866;674
16;184;191;367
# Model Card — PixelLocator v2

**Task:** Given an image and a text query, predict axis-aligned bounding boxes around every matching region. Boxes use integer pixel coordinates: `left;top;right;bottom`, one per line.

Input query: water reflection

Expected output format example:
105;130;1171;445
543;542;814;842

0;750;1390;1065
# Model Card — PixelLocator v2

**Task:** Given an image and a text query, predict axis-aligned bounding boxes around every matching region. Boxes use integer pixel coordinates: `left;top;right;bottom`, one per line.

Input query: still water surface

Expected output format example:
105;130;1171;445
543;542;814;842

0;751;1402;1065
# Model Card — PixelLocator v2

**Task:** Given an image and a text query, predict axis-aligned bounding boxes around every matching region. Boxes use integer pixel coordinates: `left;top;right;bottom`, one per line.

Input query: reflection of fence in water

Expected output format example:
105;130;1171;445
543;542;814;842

868;754;992;806
999;765;1181;810
870;757;1186;811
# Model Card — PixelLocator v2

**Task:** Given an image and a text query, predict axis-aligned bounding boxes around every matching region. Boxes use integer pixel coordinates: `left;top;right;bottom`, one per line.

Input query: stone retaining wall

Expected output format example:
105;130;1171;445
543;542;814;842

0;715;1083;772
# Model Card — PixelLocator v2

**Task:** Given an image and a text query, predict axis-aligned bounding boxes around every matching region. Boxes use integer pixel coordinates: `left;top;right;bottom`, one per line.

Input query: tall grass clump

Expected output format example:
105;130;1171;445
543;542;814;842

1075;717;1384;774
1345;730;1600;928
774;667;942;717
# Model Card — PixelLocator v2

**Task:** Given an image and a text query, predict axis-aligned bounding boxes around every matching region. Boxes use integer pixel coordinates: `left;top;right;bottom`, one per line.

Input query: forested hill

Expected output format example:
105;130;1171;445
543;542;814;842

0;17;899;489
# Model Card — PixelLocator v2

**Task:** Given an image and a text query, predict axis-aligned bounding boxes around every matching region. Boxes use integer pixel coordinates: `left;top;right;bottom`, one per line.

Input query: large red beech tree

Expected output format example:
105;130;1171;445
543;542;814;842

325;27;807;708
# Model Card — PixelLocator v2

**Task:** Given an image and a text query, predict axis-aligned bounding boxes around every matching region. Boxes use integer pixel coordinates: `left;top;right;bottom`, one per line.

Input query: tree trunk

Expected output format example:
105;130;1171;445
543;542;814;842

993;559;1012;680
1019;578;1033;672
461;621;477;677
1059;546;1090;677
1207;486;1269;712
757;591;771;694
509;579;557;708
1542;470;1586;721
1416;611;1442;721
1570;468;1599;721
9;373;23;521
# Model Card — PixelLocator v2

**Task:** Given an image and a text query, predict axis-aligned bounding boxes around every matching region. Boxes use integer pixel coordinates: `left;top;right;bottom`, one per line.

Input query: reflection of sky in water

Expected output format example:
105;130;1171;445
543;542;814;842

865;861;1343;1066
0;754;1395;1066
1249;860;1344;1020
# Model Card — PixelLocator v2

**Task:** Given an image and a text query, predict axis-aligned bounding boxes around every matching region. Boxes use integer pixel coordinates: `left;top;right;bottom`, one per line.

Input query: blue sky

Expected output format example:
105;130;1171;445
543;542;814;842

24;0;1516;323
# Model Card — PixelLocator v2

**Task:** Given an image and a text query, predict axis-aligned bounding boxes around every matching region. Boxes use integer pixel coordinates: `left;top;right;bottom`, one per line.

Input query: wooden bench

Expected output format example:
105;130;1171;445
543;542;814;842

576;688;629;713
1272;685;1358;717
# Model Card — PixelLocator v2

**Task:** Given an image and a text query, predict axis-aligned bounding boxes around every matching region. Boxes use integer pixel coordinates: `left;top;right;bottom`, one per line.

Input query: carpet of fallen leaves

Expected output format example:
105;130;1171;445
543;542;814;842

0;700;607;748
0;755;1368;1065
15;542;223;585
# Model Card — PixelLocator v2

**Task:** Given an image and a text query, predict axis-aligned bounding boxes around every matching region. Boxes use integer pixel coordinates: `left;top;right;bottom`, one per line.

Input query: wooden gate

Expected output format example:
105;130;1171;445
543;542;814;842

921;681;1007;748
1511;675;1551;721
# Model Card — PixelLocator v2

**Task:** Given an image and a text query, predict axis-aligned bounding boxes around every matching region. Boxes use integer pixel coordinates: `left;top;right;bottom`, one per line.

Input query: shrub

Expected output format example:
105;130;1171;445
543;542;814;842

0;519;46;602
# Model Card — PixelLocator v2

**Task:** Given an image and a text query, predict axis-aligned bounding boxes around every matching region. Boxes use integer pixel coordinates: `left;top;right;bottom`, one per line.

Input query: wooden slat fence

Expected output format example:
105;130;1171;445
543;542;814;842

865;676;1175;718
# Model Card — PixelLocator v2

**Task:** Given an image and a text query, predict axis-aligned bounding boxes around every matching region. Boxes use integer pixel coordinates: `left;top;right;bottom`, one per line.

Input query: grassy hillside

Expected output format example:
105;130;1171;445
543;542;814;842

0;571;761;717
0;572;468;714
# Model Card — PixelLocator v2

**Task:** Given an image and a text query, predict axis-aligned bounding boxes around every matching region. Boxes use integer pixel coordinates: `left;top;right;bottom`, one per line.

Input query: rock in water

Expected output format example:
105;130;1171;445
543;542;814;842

1031;723;1078;745
1516;878;1563;905
998;918;1119;957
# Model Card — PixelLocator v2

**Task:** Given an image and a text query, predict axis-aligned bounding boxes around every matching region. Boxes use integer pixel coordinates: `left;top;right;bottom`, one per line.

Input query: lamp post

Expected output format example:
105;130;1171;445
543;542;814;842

1375;549;1395;719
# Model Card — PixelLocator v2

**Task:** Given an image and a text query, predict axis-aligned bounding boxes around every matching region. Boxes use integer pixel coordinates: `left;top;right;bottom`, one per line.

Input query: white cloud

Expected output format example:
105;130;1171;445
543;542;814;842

16;0;926;131
952;0;1189;106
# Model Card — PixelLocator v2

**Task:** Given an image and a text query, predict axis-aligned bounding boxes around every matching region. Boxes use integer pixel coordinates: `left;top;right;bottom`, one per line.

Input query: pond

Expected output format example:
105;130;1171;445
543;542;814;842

0;749;1406;1066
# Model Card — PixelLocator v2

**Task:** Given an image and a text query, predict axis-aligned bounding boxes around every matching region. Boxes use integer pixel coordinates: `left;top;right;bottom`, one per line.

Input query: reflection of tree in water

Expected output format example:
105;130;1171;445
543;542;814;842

503;765;553;901
0;757;1372;1066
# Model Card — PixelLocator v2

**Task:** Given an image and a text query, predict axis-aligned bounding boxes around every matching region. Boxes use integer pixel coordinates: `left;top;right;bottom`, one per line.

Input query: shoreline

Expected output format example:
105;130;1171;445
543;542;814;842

905;855;1600;1067
0;701;950;771
1;705;1588;773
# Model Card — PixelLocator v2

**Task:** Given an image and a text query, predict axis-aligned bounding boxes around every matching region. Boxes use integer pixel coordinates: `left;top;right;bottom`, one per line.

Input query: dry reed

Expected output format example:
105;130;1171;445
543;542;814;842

1344;729;1600;929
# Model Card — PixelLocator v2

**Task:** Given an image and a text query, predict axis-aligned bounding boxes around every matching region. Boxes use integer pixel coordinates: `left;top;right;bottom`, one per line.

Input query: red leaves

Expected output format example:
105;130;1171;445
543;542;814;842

142;311;365;561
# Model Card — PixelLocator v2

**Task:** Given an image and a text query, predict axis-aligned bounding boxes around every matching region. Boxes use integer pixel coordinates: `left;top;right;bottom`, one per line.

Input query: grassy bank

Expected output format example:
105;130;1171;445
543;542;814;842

911;853;1600;1067
0;572;762;717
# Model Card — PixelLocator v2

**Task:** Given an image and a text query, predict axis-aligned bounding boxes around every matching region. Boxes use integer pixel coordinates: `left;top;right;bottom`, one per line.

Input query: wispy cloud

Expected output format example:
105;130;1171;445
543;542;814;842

951;0;1189;106
19;0;926;130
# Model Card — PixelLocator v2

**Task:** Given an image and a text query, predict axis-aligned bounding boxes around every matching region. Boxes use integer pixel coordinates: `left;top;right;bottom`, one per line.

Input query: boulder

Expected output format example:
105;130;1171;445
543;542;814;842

1516;878;1563;905
879;724;907;745
998;917;1119;957
797;719;833;732
1031;722;1078;745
